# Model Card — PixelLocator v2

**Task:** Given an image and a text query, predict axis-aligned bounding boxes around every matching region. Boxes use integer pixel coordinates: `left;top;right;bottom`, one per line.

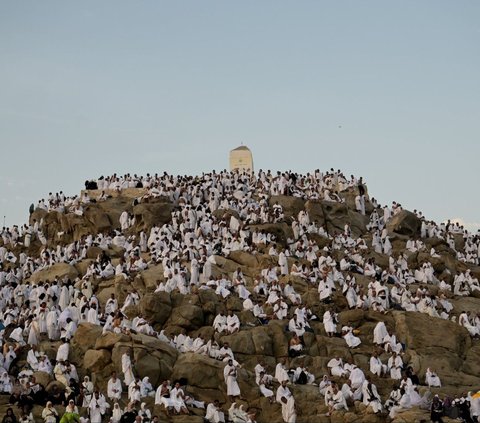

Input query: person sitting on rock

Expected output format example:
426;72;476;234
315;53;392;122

41;401;58;423
425;368;442;388
361;376;382;414
212;311;227;333
170;382;190;415
226;310;240;334
369;351;388;377
326;382;348;416
288;334;304;358
341;325;361;348
107;371;122;402
205;400;225;423
389;387;412;419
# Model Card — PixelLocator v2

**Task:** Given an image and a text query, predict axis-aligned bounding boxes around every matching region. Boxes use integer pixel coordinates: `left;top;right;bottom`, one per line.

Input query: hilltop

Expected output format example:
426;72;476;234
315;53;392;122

1;169;479;423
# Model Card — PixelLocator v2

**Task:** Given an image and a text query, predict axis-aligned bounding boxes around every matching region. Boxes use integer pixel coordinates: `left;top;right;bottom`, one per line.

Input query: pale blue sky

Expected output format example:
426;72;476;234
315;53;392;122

1;1;479;229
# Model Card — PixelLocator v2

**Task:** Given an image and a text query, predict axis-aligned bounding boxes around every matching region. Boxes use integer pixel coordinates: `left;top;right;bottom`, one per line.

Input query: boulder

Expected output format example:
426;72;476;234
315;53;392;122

168;304;204;330
84;349;112;373
32;371;52;388
387;210;422;238
95;332;130;350
29;263;78;283
70;323;103;365
268;195;305;218
171;353;224;390
221;331;255;355
139;293;172;326
138;264;164;291
133;199;172;231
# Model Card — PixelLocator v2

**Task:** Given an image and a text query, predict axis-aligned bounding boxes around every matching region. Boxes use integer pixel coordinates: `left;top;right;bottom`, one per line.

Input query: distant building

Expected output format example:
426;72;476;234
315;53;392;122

229;145;254;173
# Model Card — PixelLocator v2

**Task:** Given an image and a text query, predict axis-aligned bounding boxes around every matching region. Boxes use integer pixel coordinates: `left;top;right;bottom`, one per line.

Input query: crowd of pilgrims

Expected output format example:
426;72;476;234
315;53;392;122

0;169;479;423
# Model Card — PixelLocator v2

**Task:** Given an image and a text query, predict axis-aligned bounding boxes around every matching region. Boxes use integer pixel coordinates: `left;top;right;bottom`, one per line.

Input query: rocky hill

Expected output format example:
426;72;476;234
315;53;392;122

2;171;480;423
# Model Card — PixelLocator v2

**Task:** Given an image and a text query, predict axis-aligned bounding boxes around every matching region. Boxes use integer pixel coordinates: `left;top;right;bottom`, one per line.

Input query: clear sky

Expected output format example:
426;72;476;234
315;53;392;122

1;1;479;230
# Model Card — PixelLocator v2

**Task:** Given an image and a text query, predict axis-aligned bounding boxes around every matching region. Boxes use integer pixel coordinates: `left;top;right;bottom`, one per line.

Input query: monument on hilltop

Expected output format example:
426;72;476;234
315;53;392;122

229;145;254;173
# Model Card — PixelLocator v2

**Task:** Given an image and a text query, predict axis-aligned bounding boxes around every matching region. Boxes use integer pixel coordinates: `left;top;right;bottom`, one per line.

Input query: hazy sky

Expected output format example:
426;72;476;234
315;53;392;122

1;1;479;229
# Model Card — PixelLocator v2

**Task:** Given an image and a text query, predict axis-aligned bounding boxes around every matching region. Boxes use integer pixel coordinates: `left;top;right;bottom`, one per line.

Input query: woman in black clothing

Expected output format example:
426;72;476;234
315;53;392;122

2;408;17;423
431;395;444;423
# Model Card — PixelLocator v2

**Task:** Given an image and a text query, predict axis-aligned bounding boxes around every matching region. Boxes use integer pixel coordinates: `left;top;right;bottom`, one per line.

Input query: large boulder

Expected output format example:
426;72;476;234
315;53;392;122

138;264;164;291
95;332;130;350
167;304;204;330
268;195;305;218
33;371;52;388
387;210;422;238
220;331;255;355
133;199;172;231
84;349;112;373
70;323;103;365
171;353;223;390
139;293;172;326
29;263;78;283
247;223;293;246
83;205;112;233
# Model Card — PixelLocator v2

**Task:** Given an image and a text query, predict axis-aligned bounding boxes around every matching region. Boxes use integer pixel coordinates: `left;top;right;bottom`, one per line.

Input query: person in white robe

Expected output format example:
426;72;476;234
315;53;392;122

226;311;240;334
326;383;348;416
323;309;337;337
349;366;365;400
42;402;59;423
275;360;290;383
327;357;347;377
383;331;403;354
26;348;39;371
319;375;332;396
140;376;155;397
0;372;12;393
342;326;361;348
425;368;441;387
389;388;412;419
56;339;69;362
27;319;39;346
278;251;289;275
288;315;305;337
213;312;228;333
111;403;123;423
459;311;480;337
228;403;249;423
170;382;190;415
88;391;108;423
107;371;122;401
155;380;175;412
257;371;275;402
373;321;388;346
46;307;60;341
387;352;403;380
205;400;225;423
224;359;241;401
122;352;135;386
370;352;388;377
362;377;382;413
276;380;296;423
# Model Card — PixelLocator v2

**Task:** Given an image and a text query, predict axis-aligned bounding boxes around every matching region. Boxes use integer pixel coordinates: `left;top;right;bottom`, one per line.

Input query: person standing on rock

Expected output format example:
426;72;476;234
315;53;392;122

223;359;241;402
121;353;135;387
278;250;289;275
322;308;337;337
276;380;296;423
